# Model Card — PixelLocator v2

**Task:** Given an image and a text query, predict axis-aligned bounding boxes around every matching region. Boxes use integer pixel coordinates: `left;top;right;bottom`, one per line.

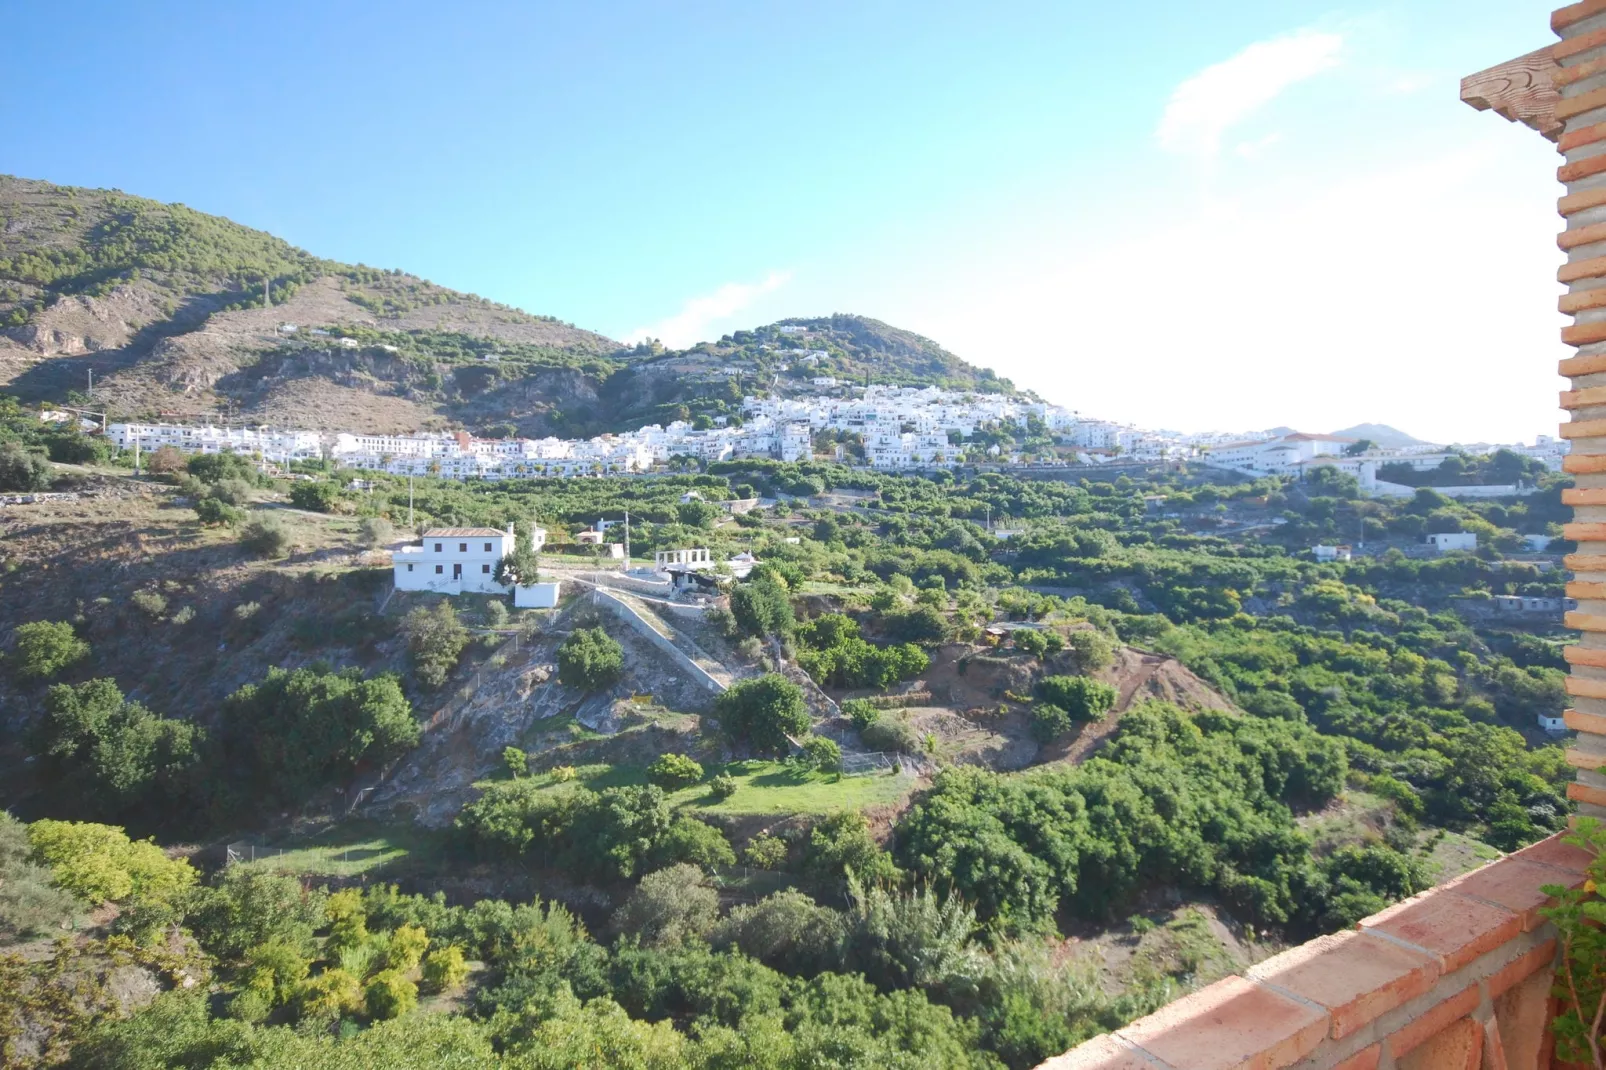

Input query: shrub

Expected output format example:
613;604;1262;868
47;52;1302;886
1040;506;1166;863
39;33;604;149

861;716;920;754
131;589;168;618
421;945;468;993
385;924;429;972
1028;703;1073;744
729;575;794;638
707;773;737;801
402;602;469;688
714;674;810;756
1035;676;1117;722
363;969;418;1020
743;834;788;870
802;735;842;773
9;620;89;679
209;478;254;506
806;812;900;883
144;445;187;477
557;627;624;691
652;817;736;869
171;605;195;625
26;819;196;906
842;698;880;730
194;496;243;527
483;600;509;628
0;441;51;491
289;480;341;512
233;601;261;622
712;889;848;974
296;968;364;1020
358;516;394;547
503;746;528;778
647;753;704;790
1062;630;1114;673
1014;629;1050;659
187;452;259;485
609;863;718;948
240;515;291;558
0;812;79;939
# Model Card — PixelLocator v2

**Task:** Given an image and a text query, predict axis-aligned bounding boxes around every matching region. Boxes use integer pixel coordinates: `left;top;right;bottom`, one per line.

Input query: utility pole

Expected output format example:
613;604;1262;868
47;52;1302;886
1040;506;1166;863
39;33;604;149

623;508;631;569
133;438;140;476
264;275;271;308
408;475;415;530
86;368;92;396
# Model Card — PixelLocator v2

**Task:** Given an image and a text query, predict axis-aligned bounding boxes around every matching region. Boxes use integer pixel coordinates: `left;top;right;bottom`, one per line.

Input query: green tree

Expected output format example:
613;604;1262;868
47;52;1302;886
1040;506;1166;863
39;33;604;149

239;515;290;558
289;480;341;512
802;735;842;773
194;496;243;527
363;969;418;1020
38;678;200;816
729;575;795;638
646;753;703;790
421;945;468;993
401;601;469;688
26;819;196;907
9;620;90;680
557;626;624;691
1028;703;1073;744
1035;676;1117;722
0;441;51;491
609;863;718;947
503;746;528;778
714;674;810;756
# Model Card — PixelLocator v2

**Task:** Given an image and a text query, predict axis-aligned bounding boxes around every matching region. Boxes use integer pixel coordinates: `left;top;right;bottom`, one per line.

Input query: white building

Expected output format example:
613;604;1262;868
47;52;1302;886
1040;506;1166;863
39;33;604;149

108;423;324;463
1426;532;1479;554
393;526;516;595
1312;545;1353;562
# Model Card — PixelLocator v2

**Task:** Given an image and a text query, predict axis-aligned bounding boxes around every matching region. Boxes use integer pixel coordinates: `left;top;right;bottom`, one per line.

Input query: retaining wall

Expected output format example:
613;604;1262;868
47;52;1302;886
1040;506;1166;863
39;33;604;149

592;588;725;694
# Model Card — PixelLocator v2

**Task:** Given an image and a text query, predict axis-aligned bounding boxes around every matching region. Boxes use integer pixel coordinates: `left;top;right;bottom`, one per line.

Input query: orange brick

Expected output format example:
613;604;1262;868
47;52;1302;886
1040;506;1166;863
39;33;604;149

1449;860;1575;931
1557;0;1606;34
1483;1017;1509;1070
1566;611;1606;631
1556;27;1606;62
1116;976;1328;1070
1385;985;1481;1058
1566;707;1606;732
1567;646;1606;667
1396;1016;1483;1070
1561;153;1606;183
1562;382;1606;404
1569;582;1606;598
1360;893;1520;973
1565;552;1606;570
1332;1044;1381;1070
1558;86;1606;122
1568;748;1606;770
1562;183;1606;215
1563;522;1606;540
1559;419;1606;440
1559;287;1606;313
1486;940;1558;999
1564;454;1606;474
1564;490;1606;507
1510;831;1596;876
1569;676;1606;700
1559;61;1606;93
1560;220;1606;249
1248;930;1438;1039
1559;253;1606;282
1560;349;1606;376
1567;780;1606;806
1562;324;1606;349
1034;1032;1152;1070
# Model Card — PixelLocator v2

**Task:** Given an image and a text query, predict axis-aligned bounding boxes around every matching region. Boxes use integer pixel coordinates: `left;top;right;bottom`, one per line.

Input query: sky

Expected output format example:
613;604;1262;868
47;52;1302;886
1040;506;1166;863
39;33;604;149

0;0;1566;444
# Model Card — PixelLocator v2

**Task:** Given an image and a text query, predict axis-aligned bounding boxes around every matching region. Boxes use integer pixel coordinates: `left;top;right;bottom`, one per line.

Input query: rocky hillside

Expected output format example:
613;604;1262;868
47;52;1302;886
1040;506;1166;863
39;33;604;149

0;175;1022;435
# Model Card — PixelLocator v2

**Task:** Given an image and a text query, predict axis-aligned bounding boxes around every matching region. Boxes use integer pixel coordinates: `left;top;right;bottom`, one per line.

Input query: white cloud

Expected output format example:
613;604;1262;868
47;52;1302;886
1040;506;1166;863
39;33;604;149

1156;29;1344;157
627;271;790;348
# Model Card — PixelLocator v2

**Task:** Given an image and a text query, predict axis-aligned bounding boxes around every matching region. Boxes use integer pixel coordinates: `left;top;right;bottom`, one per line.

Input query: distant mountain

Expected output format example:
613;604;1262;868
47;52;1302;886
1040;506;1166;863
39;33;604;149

1330;423;1427;448
0;175;1021;436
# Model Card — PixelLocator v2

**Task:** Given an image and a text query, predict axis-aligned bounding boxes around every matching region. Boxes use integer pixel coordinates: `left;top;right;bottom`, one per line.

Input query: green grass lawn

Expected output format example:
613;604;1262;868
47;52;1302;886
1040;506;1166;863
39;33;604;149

518;759;916;816
229;820;450;880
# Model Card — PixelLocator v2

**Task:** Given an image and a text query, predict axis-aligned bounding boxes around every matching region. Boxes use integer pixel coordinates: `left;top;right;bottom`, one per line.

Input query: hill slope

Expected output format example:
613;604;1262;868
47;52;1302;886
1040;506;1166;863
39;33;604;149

1330;423;1426;448
0;175;1022;435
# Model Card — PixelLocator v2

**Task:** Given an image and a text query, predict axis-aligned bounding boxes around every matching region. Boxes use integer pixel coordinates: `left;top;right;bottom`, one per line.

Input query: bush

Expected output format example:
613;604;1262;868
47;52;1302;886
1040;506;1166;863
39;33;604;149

1062;630;1114;673
557;626;624;691
131;589;168;618
802;735;842;773
402;602;469;688
385;924;429;972
714;674;810;756
861;716;920;754
9;620;89;680
843;698;880;730
289;481;341;512
707;773;737;801
209;478;254;506
729;575;794;638
647;753;704;790
1014;629;1050;659
1035;675;1117;722
0;812;79;939
144;445;187;477
358;516;394;547
239;515;291;558
712;889;847;974
0;441;51;491
296;968;364;1020
26;819;196;906
503;746;527;778
421;945;468;993
194;496;243;527
1028;703;1073;744
363;969;418;1020
652;817;736;869
806;812;899;883
743;834;789;870
609;863;718;948
187;452;259;485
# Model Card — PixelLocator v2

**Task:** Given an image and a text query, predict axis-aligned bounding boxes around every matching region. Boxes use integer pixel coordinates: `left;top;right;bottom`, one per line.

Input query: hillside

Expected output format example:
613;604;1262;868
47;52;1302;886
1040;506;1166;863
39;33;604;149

1330;422;1426;447
0;176;1023;438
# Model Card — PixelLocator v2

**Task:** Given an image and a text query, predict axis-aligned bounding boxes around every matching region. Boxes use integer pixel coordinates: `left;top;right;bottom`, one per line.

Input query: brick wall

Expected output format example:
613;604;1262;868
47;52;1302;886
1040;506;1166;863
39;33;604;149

1036;834;1590;1070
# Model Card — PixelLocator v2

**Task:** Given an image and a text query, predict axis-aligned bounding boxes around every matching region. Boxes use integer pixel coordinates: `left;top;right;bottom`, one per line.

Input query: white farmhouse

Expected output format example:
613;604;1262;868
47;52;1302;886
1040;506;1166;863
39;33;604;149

393;526;516;595
1426;532;1479;554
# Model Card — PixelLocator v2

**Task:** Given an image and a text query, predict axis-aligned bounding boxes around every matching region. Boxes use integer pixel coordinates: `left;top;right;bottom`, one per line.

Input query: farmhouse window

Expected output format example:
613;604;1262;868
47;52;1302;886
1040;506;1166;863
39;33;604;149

459;543;467;552
435;565;443;574
482;564;490;573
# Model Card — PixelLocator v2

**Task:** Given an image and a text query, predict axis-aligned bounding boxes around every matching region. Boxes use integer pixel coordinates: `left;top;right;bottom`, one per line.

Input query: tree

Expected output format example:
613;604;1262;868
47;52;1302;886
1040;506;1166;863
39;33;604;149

1061;630;1114;673
385;924;429;972
402;602;469;688
503;746;528;779
802;735;842;773
364;970;418;1020
0;441;52;491
289;481;340;512
358;517;394;547
297;968;364;1020
495;523;541;588
676;500;719;528
1028;703;1073;744
714;675;810;756
421;946;468;993
9;620;89;680
729;575;794;638
557;627;624;691
1344;439;1376;456
26;819;196;907
0;812;79;940
38;678;200;816
239;515;290;558
144;445;187;477
609;863;718;947
1035;676;1116;722
194;496;243;527
646;753;703;790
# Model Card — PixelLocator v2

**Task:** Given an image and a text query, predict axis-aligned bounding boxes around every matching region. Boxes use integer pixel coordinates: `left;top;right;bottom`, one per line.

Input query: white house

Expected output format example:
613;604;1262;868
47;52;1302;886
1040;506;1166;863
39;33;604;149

513;582;562;609
1312;545;1353;563
1426;532;1479;554
393;526;515;595
656;548;712;570
1538;712;1567;733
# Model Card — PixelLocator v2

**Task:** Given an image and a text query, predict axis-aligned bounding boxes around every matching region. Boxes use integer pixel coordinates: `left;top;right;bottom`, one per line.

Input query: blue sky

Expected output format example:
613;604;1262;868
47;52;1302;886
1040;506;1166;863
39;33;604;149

0;1;1564;442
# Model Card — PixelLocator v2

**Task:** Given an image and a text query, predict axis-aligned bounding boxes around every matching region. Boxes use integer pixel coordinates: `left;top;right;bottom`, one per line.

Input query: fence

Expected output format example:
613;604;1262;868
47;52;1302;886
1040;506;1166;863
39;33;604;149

839;751;932;777
225;841;286;865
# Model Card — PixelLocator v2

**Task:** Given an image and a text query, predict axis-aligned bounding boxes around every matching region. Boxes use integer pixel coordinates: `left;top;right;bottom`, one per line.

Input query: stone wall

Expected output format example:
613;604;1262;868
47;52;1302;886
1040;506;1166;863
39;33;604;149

1038;834;1590;1070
